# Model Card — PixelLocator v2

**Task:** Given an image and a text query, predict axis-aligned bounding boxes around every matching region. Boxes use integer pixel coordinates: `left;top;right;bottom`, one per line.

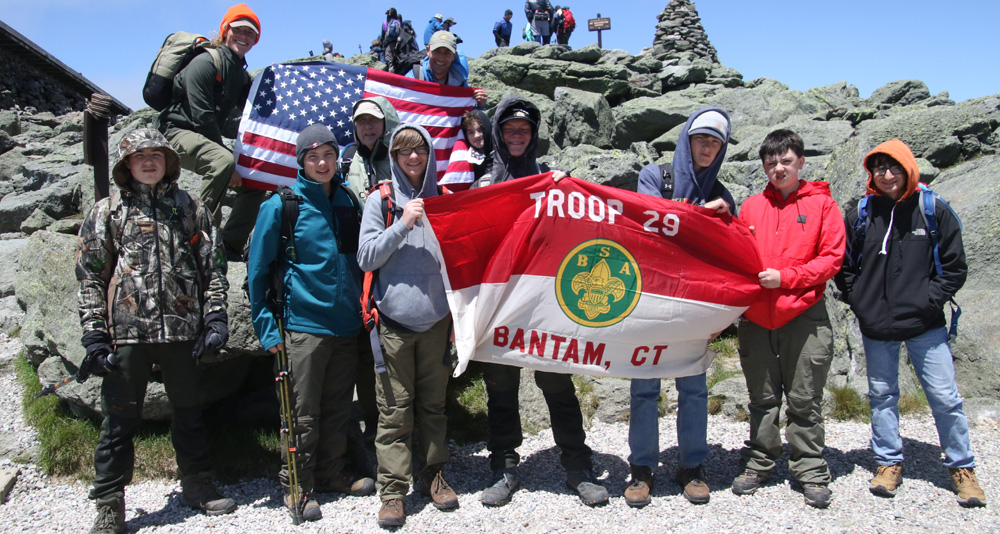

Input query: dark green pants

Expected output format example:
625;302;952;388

91;341;208;500
278;331;358;492
165;127;267;252
737;298;833;484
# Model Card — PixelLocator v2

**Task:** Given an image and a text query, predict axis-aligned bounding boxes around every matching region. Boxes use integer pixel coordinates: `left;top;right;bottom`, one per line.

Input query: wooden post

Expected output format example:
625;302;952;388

83;94;112;202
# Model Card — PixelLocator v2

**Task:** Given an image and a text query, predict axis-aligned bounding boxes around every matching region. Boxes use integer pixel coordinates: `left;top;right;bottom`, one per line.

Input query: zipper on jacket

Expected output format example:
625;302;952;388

151;187;167;340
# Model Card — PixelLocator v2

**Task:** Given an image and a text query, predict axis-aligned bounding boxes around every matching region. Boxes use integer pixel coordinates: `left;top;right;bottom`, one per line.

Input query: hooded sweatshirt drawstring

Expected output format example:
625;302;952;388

880;205;896;255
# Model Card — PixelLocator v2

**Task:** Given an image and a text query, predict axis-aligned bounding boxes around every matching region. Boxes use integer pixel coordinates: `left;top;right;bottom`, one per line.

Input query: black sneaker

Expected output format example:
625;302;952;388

566;469;609;506
181;473;237;516
732;468;768;495
803;483;832;509
481;468;519;507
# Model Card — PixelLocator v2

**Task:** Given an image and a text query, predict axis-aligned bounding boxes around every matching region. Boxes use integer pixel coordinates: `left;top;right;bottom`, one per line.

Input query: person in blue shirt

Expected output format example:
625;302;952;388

411;31;487;107
422;13;444;48
494;9;514;47
248;124;376;522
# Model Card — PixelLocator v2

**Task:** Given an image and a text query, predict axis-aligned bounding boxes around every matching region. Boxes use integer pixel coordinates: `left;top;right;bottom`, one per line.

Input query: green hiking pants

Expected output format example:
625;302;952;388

164;127;266;252
737;297;833;484
374;317;452;500
277;331;358;492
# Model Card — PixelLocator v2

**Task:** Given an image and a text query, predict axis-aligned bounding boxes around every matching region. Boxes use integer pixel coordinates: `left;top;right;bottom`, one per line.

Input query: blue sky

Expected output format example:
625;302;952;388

3;1;997;112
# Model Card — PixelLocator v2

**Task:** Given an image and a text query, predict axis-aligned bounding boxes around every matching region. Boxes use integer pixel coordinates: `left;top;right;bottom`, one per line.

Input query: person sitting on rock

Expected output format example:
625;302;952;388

835;139;987;508
76;128;233;534
155;3;266;260
732;129;845;509
410;31;487;107
625;107;735;508
358;124;459;528
472;97;608;509
247;124;376;523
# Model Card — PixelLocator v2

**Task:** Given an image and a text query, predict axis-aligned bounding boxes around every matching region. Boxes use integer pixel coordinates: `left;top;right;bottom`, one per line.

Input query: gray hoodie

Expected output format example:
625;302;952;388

356;124;449;332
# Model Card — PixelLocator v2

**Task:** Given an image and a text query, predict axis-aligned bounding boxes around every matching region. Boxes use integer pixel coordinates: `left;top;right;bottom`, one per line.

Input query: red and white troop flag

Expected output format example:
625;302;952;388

233;62;477;190
423;174;764;379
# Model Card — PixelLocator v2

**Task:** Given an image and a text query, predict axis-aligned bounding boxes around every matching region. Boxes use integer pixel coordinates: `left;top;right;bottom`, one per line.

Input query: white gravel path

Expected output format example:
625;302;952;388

2;333;998;533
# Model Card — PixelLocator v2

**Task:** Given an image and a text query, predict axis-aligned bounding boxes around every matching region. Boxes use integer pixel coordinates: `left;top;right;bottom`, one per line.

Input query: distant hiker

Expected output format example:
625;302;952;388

835;139;987;508
423;13;444;48
525;0;554;44
390;19;425;76
494;9;514;47
381;8;403;72
554;5;575;45
155;3;266;259
77;128;233;534
358;124;458;528
624;107;735;508
322;39;335;61
247;124;376;523
472;97;608;509
411;31;488;107
522;21;535;42
731;129;845;509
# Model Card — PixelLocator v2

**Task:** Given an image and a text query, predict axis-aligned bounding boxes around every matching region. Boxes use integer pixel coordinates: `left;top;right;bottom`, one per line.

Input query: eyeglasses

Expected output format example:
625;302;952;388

873;165;905;177
397;147;429;156
501;127;532;137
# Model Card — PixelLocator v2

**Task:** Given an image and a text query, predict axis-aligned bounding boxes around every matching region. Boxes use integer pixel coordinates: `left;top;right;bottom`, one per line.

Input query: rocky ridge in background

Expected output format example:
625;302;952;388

1;0;998;428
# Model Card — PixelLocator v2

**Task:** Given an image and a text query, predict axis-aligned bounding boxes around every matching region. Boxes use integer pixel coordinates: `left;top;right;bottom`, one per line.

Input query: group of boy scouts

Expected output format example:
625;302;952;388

73;4;987;533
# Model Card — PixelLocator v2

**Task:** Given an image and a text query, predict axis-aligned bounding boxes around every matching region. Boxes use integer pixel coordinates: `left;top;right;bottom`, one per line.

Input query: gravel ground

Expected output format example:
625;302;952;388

2;333;998;533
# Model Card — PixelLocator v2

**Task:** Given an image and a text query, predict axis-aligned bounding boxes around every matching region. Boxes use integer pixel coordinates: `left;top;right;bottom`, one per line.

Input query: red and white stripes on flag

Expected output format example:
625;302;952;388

423;174;764;379
233;62;477;190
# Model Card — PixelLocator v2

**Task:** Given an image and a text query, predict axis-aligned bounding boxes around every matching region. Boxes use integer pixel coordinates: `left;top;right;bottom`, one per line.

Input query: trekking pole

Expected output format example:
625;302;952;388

274;318;304;525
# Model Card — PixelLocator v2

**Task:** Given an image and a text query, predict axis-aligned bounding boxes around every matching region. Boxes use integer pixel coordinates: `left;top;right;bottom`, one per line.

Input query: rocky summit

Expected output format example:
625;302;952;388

1;0;998;426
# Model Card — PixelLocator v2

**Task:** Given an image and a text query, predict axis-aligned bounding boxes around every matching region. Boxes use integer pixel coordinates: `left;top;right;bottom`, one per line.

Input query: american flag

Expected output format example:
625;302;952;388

234;61;478;190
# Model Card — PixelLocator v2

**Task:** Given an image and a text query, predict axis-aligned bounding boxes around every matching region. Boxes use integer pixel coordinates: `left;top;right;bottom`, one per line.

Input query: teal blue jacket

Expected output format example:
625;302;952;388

249;172;363;350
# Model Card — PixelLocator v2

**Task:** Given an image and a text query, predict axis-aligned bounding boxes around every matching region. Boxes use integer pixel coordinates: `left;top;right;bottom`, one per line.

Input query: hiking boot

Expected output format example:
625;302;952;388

481;468;519;507
950;467;987;507
315;470;376;496
284;492;322;522
732;468;769;496
869;464;903;498
675;465;710;504
89;494;126;534
377;498;405;528
418;464;459;510
566;469;609;506
181;473;237;516
803;483;832;509
624;464;654;508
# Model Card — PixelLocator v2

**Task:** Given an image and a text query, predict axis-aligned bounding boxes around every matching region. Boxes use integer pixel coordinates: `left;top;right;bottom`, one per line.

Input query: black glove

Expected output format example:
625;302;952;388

79;330;119;383
192;311;230;361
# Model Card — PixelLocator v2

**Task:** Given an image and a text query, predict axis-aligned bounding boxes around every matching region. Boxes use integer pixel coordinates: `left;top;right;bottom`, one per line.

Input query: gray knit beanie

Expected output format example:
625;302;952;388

295;124;339;168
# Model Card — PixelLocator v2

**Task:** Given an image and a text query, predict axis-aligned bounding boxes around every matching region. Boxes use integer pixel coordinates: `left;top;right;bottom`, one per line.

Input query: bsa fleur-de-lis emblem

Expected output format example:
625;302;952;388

557;239;642;328
571;259;627;320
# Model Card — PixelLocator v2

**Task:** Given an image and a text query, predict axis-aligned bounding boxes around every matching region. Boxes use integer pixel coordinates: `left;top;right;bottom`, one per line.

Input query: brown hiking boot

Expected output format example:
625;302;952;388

869;464;903;497
377;498;405;528
284;492;322;522
624;464;654;508
419;464;459;510
89;494;126;534
675;465;710;504
950;467;987;507
181;473;237;516
315;470;376;496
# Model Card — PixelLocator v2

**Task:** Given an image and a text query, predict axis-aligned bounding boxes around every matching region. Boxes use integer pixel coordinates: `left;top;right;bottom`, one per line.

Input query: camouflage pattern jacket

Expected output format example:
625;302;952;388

76;180;228;345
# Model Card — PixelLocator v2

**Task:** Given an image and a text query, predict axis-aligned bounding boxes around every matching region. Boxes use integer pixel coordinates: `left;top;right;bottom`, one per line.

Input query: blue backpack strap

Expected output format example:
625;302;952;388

916;183;963;340
847;195;871;271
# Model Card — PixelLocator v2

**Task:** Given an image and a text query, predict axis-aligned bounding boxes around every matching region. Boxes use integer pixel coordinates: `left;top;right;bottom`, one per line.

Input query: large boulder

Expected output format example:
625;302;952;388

550;87;614;149
546;145;644;190
867;80;931;108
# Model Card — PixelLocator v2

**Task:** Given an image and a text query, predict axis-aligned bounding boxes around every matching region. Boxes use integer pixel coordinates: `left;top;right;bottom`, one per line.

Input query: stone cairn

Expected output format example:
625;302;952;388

650;0;720;64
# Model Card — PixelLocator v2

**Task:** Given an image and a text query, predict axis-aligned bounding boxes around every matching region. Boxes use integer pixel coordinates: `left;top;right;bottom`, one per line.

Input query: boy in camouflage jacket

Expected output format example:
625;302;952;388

76;128;233;534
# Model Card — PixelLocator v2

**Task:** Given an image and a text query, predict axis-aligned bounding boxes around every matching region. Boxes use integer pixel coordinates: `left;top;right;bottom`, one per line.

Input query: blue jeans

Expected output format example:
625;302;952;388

627;374;708;470
863;327;975;468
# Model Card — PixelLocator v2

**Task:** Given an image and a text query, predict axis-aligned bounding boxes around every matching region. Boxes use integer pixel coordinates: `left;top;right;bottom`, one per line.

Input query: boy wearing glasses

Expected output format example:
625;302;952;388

836;139;986;507
472;97;606;508
730;130;845;508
